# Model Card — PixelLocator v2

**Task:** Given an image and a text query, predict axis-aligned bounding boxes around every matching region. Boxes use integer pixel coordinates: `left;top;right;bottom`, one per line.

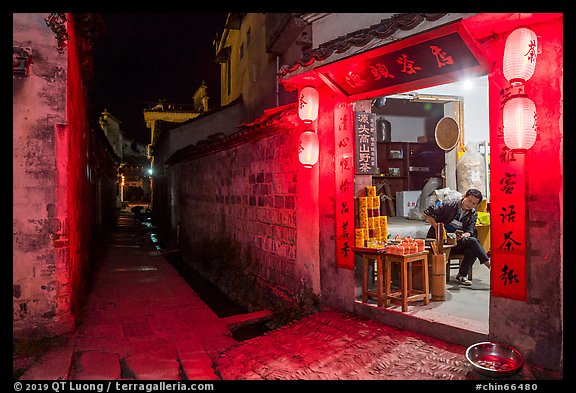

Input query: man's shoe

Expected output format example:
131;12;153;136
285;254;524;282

456;274;472;286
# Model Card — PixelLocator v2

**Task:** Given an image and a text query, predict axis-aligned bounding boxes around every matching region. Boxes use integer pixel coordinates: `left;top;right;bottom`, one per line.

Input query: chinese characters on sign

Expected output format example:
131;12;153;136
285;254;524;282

324;31;481;97
354;112;378;175
490;90;527;301
335;103;355;269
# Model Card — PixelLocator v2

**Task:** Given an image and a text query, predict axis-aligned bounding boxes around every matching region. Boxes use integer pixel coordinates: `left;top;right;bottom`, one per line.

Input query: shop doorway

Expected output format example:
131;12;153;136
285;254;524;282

362;76;491;335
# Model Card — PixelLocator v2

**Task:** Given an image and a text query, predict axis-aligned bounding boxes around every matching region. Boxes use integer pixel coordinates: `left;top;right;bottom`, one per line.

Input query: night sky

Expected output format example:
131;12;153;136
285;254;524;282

90;13;229;145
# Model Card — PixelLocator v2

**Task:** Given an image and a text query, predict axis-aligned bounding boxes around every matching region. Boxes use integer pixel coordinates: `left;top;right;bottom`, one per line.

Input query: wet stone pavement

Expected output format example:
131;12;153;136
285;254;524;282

15;209;563;384
214;309;561;381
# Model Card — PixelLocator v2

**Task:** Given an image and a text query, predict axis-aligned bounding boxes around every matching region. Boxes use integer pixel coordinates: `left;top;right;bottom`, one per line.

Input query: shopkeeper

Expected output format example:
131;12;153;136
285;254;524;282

423;188;491;286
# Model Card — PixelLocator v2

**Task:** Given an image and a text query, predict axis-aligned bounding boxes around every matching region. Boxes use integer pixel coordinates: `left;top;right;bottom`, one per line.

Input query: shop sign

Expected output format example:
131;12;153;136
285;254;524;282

335;103;355;269
354;111;378;175
318;22;487;99
490;90;527;301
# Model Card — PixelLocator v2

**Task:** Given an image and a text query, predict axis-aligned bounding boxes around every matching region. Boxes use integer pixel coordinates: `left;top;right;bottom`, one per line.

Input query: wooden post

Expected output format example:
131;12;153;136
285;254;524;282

431;223;447;301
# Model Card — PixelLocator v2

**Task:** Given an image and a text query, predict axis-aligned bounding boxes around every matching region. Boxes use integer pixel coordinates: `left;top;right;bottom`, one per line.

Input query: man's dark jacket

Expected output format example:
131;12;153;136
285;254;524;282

423;200;478;239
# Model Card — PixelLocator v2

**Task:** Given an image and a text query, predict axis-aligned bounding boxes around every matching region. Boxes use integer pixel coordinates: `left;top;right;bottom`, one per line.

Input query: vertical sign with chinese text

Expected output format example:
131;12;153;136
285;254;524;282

354;112;378;175
490;94;527;301
335;103;355;269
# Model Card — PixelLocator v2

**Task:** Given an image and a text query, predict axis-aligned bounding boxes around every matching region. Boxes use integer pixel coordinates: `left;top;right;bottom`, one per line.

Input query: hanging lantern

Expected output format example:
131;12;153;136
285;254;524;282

298;130;319;168
503;27;538;86
298;86;319;124
503;95;537;152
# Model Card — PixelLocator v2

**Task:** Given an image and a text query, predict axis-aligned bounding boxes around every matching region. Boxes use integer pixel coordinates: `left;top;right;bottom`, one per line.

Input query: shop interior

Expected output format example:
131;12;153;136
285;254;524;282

359;75;491;335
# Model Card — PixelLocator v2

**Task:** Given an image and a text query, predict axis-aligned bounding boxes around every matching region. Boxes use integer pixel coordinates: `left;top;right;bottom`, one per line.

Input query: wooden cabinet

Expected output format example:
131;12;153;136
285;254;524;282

374;141;444;214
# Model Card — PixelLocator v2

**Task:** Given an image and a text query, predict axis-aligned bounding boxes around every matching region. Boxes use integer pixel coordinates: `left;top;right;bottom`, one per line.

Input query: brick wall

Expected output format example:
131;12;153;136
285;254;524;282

173;124;302;310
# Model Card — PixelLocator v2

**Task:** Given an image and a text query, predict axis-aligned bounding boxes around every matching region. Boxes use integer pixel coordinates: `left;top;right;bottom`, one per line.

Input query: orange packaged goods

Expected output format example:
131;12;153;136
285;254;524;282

415;239;425;252
371;196;380;217
359;214;368;229
379;216;388;241
355;228;365;247
388;244;406;255
367;185;377;197
368;217;376;229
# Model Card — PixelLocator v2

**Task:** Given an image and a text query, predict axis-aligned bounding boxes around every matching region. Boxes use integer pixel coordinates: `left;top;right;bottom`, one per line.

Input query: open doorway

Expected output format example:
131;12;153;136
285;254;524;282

365;75;491;335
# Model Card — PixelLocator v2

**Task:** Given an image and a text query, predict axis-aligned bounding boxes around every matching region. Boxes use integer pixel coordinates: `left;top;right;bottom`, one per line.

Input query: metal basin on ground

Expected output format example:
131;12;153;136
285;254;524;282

466;341;524;378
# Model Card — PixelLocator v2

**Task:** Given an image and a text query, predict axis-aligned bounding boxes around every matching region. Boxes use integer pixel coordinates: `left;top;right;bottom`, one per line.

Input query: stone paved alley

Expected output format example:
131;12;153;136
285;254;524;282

15;209;563;383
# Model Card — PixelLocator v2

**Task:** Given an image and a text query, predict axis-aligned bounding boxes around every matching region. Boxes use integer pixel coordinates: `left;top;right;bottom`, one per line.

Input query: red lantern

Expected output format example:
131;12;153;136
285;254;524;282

298;131;319;168
503;95;537;152
298;86;319;124
503;28;538;86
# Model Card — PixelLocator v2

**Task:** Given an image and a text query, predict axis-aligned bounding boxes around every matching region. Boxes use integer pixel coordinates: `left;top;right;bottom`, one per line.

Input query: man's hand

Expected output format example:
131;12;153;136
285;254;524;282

456;230;469;240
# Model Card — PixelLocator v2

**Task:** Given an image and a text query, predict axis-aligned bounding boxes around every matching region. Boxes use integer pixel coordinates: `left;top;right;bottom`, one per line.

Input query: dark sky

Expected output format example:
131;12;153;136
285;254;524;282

90;13;229;144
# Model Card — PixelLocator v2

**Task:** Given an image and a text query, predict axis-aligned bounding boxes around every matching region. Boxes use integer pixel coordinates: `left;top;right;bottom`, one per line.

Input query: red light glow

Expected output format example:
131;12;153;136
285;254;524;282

299;131;319;168
298;86;319;124
503;28;538;86
502;95;537;152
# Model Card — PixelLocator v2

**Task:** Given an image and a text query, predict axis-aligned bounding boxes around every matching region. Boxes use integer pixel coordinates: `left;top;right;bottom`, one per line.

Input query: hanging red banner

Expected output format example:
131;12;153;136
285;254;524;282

334;102;355;269
490;116;528;301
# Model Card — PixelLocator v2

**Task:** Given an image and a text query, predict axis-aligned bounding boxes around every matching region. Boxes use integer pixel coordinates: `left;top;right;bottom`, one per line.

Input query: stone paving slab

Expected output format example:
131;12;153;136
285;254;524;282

124;337;181;380
19;344;74;380
72;351;121;380
176;337;220;380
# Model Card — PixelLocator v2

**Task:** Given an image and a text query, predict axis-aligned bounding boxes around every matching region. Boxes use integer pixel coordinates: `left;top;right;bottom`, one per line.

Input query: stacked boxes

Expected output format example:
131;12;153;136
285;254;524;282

355;186;389;248
387;238;425;255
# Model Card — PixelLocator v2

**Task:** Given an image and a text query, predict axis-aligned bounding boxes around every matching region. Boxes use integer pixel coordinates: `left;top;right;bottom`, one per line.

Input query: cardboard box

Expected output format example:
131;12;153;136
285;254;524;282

395;191;421;217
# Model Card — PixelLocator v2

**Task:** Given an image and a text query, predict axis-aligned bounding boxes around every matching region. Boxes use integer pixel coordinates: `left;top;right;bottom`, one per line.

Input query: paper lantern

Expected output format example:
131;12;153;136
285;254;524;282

503;95;537;152
298;86;319;123
298;131;319;168
503;28;538;86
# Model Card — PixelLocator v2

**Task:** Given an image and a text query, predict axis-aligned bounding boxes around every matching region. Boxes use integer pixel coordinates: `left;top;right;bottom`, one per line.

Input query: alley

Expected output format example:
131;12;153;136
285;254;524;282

18;208;235;380
16;209;562;382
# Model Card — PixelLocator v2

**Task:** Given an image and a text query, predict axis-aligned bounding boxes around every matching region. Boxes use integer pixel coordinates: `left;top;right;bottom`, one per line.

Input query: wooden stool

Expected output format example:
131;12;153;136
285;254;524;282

385;251;429;312
353;247;386;307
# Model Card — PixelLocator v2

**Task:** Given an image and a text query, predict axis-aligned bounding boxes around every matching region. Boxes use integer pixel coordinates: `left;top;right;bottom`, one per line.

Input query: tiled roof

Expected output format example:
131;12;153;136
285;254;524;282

279;13;447;80
166;103;298;166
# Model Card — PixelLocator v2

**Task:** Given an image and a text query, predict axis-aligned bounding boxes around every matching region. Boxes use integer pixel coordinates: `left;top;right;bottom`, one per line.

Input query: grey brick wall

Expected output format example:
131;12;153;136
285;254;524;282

174;129;302;308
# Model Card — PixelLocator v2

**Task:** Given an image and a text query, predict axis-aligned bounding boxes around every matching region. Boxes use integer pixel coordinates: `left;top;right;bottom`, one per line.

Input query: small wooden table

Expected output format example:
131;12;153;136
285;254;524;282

385;251;429;312
352;246;386;307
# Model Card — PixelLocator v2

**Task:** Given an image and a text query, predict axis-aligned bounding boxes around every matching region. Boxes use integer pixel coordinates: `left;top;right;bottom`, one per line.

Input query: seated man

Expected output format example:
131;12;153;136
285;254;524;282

423;188;490;286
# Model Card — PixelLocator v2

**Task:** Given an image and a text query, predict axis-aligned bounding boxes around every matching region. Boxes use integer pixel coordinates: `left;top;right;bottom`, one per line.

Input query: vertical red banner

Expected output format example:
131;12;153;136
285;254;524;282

490;124;528;301
334;102;355;269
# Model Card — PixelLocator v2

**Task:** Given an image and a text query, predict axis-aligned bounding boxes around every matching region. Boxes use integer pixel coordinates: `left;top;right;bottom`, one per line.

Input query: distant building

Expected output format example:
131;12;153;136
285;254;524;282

98;109;123;160
143;82;210;164
119;155;151;203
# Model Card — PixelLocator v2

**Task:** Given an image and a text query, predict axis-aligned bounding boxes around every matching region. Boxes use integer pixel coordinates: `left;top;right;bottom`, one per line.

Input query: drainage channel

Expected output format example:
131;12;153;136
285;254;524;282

144;223;270;342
